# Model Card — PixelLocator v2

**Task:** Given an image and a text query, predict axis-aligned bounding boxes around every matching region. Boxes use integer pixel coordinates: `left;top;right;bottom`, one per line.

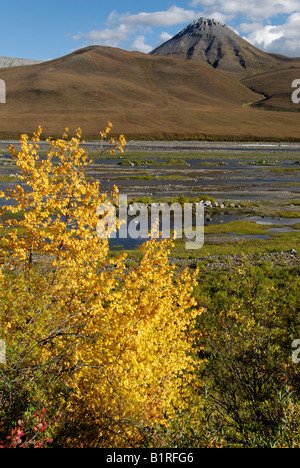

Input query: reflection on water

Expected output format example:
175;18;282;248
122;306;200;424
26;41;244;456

1;153;299;250
109;213;300;249
248;216;300;226
83;157;300;201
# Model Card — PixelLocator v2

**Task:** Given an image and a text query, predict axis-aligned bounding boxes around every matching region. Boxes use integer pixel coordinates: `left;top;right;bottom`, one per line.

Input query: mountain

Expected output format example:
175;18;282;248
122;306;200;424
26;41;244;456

150;17;296;76
151;17;300;112
0;45;300;140
0;56;43;68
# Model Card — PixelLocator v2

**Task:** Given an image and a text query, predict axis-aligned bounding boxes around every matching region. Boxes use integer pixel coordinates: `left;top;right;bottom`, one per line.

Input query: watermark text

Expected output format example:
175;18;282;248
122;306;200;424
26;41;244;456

292;339;300;364
0;79;6;104
96;195;204;250
0;340;6;364
291;79;300;104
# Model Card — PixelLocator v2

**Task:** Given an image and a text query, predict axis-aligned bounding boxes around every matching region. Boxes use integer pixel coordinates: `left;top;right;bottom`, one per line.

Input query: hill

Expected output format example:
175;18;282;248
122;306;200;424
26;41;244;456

1;45;300;140
242;63;300;111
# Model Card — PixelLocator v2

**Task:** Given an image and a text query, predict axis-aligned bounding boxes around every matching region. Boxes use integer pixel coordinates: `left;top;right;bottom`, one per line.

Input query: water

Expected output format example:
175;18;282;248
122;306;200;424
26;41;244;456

1;151;299;248
107;213;300;249
84;157;300;200
248;216;300;226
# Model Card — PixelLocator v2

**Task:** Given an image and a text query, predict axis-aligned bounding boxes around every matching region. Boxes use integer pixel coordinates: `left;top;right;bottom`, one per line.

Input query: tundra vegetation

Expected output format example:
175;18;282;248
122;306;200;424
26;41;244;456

0;125;299;448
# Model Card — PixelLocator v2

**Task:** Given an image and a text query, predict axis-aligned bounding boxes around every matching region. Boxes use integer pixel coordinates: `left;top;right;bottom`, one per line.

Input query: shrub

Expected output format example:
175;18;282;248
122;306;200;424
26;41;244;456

195;263;300;448
0;125;201;447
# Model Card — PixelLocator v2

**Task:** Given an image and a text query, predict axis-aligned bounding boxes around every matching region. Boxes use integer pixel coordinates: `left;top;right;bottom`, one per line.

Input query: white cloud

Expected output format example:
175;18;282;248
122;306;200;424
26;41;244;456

73;24;131;48
239;22;263;34
205;11;233;23
247;25;284;48
188;0;300;20
73;6;200;53
132;35;153;53
284;12;300;39
187;0;300;56
120;6;198;27
72;3;300;58
72;6;200;53
246;13;300;56
160;32;173;43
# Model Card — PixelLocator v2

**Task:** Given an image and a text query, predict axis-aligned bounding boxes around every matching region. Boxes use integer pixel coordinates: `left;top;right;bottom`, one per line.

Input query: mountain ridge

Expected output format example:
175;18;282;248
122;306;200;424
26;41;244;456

150;17;299;76
150;17;300;113
0;56;44;68
0;26;300;140
0;45;265;138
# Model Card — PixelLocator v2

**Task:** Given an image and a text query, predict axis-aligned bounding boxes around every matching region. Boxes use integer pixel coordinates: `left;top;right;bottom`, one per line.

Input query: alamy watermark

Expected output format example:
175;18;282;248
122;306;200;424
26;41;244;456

0;79;6;104
291;79;300;104
96;195;204;250
292;339;300;364
0;340;6;365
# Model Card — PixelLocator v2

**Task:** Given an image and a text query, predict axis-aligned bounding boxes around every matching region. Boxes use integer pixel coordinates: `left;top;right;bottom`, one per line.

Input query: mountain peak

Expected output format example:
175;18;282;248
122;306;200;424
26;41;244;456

150;17;279;74
173;17;228;40
181;17;226;31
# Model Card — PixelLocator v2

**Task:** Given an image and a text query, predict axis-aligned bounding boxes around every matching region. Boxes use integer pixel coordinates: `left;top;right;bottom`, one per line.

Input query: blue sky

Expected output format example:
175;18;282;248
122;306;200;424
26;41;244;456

1;0;300;60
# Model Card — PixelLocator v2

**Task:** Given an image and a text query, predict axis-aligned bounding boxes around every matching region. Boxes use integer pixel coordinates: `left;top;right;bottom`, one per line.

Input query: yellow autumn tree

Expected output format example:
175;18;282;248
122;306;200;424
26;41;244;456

0;125;201;447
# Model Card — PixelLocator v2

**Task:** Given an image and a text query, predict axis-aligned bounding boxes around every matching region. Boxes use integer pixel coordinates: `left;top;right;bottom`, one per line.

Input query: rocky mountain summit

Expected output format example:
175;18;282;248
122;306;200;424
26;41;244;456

150;17;284;75
0;56;43;68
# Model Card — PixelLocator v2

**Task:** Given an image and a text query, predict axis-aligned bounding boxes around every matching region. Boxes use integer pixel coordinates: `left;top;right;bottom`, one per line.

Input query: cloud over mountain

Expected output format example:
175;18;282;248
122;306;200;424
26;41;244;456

189;0;300;20
245;12;300;56
72;2;300;57
119;6;198;27
72;6;201;52
188;0;300;57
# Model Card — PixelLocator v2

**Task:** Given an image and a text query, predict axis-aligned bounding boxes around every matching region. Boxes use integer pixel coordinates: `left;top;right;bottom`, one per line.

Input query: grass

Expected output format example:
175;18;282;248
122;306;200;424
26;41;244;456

1;145;299;264
2;145;300;162
0;175;19;182
190;161;229;166
116;174;189;181
0;210;25;222
246;159;281;166
169;230;300;258
84;149;300;162
123;151;300;161
274;210;300;219
116;158;188;166
1;197;298;265
1;43;300;144
204;220;271;235
107;227;300;262
270;167;300;173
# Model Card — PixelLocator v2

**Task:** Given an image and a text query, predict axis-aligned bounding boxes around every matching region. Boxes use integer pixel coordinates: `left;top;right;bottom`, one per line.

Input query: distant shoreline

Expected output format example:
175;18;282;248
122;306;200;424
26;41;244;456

2;140;300;153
